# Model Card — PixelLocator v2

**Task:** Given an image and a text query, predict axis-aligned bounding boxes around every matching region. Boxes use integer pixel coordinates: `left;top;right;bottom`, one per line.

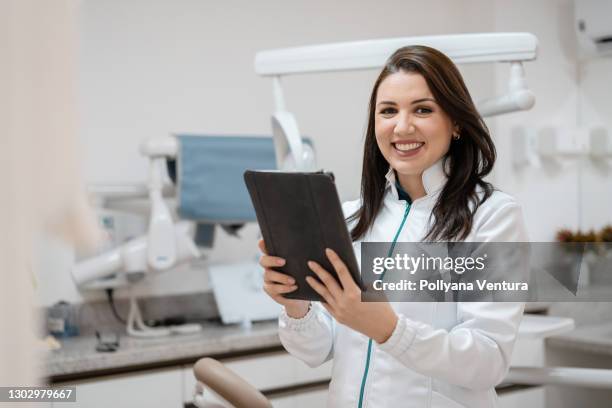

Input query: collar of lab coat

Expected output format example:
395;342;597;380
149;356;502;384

384;158;448;201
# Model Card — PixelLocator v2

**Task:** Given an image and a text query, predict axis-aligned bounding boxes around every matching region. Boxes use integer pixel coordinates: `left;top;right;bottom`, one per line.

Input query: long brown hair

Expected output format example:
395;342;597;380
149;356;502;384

349;45;496;242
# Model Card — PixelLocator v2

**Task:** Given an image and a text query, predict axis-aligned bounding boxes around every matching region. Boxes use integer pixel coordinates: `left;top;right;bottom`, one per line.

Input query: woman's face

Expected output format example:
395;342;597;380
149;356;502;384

374;71;456;182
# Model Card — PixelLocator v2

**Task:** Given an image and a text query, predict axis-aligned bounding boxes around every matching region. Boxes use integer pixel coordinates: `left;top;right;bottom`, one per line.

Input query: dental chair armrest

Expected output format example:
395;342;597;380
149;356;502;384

193;358;272;408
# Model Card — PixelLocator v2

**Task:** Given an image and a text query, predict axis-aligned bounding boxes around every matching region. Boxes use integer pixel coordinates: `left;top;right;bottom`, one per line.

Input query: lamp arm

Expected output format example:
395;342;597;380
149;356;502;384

476;61;535;117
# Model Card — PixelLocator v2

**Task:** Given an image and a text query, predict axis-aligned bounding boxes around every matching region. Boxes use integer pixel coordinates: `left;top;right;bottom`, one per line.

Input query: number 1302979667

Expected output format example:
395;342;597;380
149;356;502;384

1;387;76;402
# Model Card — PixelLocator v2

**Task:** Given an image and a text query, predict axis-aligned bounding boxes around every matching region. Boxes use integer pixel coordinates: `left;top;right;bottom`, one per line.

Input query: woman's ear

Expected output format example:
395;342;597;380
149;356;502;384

451;123;460;140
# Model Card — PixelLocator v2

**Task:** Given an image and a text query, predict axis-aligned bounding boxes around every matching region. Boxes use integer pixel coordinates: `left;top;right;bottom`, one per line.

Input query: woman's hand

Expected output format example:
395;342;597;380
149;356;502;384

258;239;310;319
306;248;398;344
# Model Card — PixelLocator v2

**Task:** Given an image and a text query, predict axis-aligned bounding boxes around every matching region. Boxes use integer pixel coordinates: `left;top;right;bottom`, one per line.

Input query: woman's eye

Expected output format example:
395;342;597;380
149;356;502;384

416;107;433;115
379;107;397;115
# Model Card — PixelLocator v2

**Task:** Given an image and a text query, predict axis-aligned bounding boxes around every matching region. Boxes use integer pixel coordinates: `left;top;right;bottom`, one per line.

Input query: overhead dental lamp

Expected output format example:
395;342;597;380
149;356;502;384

255;32;538;170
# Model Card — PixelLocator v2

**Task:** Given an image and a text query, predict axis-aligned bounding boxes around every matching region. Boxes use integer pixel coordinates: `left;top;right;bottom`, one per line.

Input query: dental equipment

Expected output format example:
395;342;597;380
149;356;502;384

73;136;203;338
255;32;537;170
74;134;290;336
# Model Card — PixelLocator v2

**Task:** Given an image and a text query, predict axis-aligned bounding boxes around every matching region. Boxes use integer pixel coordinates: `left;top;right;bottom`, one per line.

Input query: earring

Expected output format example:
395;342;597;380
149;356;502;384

452;131;460;140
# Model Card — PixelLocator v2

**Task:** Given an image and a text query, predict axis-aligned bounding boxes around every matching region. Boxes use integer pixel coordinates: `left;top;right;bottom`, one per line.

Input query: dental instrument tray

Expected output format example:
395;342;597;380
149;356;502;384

244;170;364;301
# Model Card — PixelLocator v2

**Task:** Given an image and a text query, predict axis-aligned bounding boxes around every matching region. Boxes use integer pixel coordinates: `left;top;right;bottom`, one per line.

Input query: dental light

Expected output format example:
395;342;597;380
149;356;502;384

255;32;538;169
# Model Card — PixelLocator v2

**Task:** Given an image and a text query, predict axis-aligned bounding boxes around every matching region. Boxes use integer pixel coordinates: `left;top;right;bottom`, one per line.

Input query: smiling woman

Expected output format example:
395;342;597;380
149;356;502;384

375;73;455;197
260;45;529;408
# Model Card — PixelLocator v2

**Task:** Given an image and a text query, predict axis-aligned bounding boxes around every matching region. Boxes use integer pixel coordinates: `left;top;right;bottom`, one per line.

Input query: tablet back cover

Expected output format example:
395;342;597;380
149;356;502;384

244;170;362;301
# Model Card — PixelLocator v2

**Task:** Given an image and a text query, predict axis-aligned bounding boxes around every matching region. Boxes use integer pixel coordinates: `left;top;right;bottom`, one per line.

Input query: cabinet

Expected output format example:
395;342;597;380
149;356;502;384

53;368;183;408
498;387;545;407
268;387;329;408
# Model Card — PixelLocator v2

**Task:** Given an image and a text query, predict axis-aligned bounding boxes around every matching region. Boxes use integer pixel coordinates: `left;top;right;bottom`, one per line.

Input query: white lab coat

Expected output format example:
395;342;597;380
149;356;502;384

278;158;528;408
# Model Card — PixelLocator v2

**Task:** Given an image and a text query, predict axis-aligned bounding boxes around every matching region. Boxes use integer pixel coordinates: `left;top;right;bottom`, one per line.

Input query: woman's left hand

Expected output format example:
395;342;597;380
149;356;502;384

306;248;399;344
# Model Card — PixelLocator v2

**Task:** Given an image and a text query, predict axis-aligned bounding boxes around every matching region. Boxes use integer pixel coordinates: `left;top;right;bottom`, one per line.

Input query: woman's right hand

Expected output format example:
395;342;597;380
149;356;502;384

258;239;311;319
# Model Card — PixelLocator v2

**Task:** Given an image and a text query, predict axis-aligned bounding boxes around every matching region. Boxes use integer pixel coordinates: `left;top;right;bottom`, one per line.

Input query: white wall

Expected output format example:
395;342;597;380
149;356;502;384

77;0;495;196
578;56;612;230
492;0;580;240
492;0;612;240
36;0;611;306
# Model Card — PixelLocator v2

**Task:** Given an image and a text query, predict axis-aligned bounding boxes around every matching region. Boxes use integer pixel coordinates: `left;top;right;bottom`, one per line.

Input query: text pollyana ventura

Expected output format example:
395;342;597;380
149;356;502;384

372;279;529;292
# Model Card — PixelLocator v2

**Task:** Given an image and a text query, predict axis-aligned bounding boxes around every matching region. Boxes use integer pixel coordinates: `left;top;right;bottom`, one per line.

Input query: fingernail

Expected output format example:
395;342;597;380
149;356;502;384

325;248;333;256
307;261;314;268
277;259;285;266
288;277;295;284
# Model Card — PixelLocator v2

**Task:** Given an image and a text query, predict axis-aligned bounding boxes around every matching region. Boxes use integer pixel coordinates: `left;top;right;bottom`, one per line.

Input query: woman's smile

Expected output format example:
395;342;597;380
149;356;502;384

392;140;425;157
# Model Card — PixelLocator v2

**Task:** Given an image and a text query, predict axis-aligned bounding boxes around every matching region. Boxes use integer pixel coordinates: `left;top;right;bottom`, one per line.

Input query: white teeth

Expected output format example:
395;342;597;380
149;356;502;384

395;142;424;151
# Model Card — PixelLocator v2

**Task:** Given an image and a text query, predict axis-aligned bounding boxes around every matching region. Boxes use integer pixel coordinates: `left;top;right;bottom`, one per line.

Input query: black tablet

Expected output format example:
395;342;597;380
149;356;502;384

244;170;363;301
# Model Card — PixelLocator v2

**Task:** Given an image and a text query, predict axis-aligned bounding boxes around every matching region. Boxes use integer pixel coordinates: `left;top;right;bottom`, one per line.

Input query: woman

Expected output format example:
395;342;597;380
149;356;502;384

259;45;528;407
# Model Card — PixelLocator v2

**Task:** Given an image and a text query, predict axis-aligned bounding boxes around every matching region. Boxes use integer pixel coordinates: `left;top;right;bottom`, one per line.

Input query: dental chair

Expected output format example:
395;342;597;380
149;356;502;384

193;358;272;408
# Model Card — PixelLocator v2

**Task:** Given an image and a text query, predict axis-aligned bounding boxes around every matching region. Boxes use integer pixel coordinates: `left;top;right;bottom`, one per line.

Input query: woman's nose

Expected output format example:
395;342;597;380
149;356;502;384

393;113;416;136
